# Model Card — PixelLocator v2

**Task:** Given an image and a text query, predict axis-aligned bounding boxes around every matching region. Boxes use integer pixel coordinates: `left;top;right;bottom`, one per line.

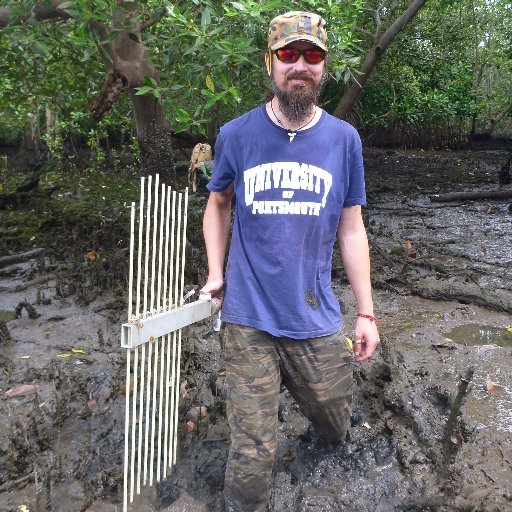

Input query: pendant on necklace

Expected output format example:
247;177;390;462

288;132;296;142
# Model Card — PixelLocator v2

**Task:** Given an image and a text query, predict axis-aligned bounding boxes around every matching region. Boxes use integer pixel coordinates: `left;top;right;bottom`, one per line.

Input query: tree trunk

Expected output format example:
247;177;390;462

132;93;175;183
333;0;428;119
96;13;176;182
430;190;512;202
483;99;512;136
1;1;176;183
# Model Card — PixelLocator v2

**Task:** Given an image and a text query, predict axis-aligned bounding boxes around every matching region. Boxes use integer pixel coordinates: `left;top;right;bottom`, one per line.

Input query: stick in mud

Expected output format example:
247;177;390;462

441;366;475;466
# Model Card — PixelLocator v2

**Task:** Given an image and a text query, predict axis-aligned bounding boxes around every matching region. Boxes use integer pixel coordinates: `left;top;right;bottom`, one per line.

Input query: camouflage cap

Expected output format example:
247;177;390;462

268;11;327;51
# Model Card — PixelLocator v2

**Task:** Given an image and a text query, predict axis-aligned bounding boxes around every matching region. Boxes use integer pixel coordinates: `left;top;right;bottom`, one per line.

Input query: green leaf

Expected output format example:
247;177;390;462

135;86;152;96
205;75;215;92
201;7;211;26
144;76;158;88
231;2;247;12
57;1;74;9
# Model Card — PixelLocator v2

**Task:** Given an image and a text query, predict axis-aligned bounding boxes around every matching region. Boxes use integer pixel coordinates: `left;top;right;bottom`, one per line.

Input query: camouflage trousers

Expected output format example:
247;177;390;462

222;323;354;512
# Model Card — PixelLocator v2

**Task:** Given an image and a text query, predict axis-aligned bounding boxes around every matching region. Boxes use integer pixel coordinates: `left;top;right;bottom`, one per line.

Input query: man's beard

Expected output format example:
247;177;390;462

272;72;325;124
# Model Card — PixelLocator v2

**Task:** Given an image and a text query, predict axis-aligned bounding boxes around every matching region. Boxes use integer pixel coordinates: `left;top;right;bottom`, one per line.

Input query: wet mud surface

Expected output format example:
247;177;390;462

1;148;512;512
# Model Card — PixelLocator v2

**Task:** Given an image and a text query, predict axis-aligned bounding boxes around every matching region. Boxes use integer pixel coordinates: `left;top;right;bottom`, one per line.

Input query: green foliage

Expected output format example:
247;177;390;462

0;0;364;139
0;0;510;146
355;0;512;144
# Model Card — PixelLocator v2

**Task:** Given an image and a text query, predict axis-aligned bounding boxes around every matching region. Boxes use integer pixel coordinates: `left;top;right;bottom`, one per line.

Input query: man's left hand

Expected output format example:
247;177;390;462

353;317;380;362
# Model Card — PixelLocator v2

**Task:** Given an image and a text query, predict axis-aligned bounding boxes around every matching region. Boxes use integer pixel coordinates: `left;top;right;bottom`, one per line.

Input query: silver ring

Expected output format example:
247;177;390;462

354;339;363;345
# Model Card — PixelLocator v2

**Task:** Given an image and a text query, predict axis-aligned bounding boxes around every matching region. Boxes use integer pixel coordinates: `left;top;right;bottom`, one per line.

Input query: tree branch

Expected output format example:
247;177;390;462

374;5;383;41
379;0;428;49
333;0;428;119
140;7;166;31
355;27;375;39
90;72;129;121
486;98;512;134
386;0;399;29
0;2;72;28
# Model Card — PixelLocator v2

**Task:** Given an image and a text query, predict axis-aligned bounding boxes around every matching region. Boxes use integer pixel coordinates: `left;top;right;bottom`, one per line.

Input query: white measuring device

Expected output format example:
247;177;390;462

120;175;219;511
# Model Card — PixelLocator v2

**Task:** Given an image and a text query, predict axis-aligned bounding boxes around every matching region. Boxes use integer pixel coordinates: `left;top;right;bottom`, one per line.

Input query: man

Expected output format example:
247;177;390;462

201;11;380;512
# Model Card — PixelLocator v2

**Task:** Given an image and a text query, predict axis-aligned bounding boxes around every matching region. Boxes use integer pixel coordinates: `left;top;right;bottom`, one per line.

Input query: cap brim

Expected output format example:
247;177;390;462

270;34;326;51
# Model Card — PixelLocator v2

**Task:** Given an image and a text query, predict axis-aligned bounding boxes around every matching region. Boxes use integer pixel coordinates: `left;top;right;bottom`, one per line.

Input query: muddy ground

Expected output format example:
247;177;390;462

0;147;511;512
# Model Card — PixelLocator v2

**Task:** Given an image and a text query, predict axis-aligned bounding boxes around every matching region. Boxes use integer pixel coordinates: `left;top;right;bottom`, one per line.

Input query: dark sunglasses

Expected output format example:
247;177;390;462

274;48;326;65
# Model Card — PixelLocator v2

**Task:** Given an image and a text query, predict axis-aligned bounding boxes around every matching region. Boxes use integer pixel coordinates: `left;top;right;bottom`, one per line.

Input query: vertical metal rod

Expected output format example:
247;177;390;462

173;193;182;345
142;176;153;487
129;345;139;501
180;190;189;308
136;344;145;494
169;331;177;466
156;336;165;481
163;332;172;477
123;348;131;512
162;188;172;477
124;200;137;509
167;191;177;467
135;177;145;319
124;203;135;502
171;192;184;464
135;182;145;496
162;187;171;309
169;191;177;309
143;176;152;319
150;174;160;315
124;203;139;503
143;340;153;485
149;337;158;486
149;174;161;486
156;185;167;481
128;203;136;320
157;184;165;311
173;190;188;463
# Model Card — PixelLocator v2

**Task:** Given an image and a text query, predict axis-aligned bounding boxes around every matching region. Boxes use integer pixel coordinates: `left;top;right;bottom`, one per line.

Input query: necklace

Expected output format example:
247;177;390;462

270;100;316;142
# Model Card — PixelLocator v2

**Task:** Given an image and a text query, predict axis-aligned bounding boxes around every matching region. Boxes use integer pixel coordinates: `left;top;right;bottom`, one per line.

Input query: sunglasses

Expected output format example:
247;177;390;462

274;48;326;65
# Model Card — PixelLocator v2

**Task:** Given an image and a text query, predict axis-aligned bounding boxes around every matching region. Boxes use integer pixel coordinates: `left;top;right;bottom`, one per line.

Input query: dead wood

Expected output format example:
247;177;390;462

0;249;44;270
430;190;512;202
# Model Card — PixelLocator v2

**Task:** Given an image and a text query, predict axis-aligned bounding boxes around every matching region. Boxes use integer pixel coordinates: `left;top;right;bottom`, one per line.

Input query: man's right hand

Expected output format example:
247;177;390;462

200;278;224;298
200;278;224;313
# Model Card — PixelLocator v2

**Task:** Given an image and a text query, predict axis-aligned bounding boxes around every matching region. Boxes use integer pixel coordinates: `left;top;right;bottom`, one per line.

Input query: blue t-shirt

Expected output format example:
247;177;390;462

207;104;366;339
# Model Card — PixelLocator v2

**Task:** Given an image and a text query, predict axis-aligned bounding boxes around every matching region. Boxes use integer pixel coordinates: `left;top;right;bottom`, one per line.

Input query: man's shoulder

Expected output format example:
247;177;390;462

321;110;360;137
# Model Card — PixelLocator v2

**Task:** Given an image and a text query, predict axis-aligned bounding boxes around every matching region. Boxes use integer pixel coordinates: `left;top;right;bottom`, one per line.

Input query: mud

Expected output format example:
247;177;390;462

1;148;511;512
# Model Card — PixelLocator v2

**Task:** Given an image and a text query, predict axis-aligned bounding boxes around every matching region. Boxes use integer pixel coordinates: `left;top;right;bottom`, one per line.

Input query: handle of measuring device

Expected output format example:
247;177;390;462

121;293;222;349
199;291;222;332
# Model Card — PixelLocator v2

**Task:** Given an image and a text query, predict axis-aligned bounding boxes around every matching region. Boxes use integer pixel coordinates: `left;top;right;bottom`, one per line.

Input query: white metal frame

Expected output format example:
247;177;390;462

121;175;216;511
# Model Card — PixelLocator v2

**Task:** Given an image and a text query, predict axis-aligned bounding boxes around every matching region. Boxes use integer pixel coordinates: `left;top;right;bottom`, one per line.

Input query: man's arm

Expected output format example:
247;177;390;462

337;205;380;362
201;183;235;297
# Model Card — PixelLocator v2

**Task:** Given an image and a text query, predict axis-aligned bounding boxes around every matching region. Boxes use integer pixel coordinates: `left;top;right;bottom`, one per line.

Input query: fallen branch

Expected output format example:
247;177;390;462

430;190;512;202
0;248;44;269
0;473;33;492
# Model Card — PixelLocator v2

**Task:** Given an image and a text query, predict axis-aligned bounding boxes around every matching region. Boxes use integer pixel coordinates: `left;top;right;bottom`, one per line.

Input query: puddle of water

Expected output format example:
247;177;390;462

444;324;512;347
0;310;15;322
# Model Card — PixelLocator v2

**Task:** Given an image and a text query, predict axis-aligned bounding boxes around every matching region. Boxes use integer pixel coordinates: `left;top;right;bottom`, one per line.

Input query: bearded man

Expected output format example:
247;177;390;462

201;11;380;512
